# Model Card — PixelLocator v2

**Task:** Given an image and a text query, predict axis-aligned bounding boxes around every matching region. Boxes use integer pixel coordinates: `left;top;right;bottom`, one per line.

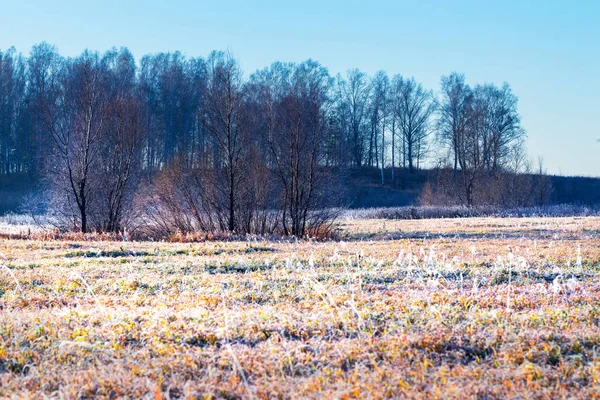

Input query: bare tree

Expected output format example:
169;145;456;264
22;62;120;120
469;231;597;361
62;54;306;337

371;71;389;184
201;51;246;232
266;60;332;236
342;69;370;167
27;43;61;177
480;83;524;173
97;48;144;232
533;156;552;205
0;47;28;175
138;52;205;171
437;74;526;206
41;52;109;232
392;75;435;172
438;73;471;171
503;139;532;206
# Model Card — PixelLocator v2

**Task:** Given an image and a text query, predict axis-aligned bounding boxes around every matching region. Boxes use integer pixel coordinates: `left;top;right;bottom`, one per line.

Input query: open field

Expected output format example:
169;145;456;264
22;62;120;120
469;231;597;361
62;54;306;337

1;217;600;398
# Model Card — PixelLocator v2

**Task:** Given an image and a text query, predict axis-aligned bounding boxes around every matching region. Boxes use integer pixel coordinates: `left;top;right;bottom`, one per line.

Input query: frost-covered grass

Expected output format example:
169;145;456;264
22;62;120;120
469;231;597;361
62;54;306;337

342;204;600;221
1;217;600;398
0;213;51;235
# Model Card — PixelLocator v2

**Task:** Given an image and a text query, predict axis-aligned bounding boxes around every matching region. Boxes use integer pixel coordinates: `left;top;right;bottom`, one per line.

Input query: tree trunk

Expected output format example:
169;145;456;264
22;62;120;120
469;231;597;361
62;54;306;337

391;118;395;183
380;115;385;185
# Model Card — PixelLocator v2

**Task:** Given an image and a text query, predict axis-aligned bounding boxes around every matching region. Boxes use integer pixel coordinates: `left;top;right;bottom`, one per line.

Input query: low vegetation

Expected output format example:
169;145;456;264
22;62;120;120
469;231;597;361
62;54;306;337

1;216;599;398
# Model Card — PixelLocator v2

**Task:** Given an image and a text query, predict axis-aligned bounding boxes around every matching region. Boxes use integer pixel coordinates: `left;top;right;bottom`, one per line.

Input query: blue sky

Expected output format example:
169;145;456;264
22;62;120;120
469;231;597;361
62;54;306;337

1;0;598;176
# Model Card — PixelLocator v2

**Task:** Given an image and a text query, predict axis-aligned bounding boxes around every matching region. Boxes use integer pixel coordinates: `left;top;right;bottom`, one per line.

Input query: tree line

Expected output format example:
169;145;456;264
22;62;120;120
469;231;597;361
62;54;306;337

0;44;538;236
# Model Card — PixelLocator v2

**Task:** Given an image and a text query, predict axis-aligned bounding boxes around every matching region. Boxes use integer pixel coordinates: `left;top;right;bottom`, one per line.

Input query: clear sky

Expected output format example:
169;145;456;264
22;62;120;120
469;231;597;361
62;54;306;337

1;0;598;176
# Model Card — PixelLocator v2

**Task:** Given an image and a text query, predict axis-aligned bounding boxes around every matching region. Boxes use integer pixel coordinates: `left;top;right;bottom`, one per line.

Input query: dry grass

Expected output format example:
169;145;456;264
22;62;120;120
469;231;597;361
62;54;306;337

1;217;600;398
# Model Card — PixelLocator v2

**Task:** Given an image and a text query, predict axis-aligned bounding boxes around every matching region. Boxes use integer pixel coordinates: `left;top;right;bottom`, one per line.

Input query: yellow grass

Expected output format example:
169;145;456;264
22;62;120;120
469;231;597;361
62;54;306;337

1;217;600;398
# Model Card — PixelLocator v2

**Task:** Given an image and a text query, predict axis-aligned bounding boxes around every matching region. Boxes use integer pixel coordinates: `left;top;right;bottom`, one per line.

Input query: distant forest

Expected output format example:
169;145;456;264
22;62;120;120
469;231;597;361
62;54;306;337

0;44;593;236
